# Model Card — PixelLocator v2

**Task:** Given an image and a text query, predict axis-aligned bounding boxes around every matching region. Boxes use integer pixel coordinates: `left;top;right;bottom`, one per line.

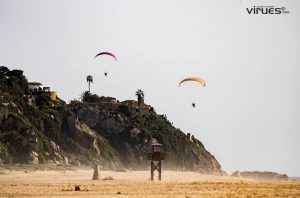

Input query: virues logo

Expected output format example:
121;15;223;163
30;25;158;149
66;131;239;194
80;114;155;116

246;6;289;15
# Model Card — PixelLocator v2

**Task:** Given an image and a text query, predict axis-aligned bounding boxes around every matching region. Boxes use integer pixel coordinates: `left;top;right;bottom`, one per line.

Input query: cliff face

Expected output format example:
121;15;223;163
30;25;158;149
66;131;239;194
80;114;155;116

0;67;224;175
72;103;224;174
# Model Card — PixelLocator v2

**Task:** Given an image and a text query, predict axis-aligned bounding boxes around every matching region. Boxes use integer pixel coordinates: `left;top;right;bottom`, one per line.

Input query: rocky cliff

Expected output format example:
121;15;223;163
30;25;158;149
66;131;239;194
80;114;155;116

0;66;224;175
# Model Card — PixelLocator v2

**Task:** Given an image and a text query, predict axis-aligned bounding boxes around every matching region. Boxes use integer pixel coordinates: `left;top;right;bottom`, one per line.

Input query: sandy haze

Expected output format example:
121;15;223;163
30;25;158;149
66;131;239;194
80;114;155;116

0;169;299;197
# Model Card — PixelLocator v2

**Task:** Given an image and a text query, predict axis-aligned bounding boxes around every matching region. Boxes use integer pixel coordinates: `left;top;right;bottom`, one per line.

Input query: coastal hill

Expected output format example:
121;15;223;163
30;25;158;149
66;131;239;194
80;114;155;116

0;66;224;175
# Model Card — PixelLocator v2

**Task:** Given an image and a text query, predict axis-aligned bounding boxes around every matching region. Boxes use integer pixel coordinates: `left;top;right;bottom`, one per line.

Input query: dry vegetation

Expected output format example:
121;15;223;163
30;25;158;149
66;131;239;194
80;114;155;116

0;170;299;198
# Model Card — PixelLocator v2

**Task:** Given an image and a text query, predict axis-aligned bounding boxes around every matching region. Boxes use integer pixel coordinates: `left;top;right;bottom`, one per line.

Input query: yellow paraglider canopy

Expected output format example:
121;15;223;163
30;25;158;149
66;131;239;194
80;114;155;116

178;77;206;87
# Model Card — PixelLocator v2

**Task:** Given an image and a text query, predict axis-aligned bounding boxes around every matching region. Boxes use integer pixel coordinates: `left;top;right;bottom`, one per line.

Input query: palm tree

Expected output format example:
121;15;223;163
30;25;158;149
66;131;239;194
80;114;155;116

135;89;144;108
86;75;93;93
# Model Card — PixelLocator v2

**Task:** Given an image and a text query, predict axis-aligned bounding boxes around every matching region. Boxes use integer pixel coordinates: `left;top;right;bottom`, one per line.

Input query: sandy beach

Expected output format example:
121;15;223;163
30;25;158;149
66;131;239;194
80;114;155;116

0;169;299;197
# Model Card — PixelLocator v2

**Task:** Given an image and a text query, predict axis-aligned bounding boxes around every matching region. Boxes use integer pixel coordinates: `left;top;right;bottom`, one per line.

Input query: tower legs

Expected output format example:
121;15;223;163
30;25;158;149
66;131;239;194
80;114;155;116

150;160;161;181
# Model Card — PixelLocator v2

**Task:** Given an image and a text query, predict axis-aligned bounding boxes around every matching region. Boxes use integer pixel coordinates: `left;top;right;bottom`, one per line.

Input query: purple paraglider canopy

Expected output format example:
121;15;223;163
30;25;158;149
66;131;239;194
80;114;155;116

94;52;117;61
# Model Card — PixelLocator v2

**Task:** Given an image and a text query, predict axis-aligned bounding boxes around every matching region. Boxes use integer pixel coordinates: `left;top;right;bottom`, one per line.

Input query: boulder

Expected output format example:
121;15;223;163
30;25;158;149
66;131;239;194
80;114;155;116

50;140;60;152
25;129;38;145
28;151;39;164
130;128;141;138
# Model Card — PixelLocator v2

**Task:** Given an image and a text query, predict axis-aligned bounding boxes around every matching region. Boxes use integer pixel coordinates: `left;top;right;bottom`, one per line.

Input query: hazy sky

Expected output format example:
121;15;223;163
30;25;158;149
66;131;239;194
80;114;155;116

1;0;299;176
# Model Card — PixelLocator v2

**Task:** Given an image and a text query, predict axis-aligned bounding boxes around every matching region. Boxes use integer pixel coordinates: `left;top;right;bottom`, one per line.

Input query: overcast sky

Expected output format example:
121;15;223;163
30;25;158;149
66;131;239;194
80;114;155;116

0;0;299;176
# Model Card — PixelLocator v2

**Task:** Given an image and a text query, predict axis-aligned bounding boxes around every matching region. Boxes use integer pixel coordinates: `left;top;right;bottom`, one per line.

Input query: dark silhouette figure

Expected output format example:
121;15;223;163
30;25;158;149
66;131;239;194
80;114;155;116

192;103;196;108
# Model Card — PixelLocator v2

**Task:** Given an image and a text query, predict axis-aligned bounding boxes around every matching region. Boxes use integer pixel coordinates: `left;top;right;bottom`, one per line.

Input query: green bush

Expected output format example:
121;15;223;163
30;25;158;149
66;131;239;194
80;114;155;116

35;93;51;106
9;113;30;132
0;141;12;163
0;130;26;162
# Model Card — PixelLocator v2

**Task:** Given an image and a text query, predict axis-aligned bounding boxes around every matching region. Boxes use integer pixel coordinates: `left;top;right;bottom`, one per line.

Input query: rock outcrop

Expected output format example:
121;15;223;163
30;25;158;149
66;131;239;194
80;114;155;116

231;170;288;181
28;151;39;164
67;116;100;156
92;164;100;180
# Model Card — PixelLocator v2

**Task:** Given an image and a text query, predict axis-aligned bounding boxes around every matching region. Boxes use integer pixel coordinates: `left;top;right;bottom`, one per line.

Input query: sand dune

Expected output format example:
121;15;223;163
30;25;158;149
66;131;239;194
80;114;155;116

0;169;299;197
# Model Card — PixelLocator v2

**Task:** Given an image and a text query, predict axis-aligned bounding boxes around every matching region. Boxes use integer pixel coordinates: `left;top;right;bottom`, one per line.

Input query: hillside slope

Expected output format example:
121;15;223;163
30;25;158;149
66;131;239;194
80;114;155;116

0;66;224;175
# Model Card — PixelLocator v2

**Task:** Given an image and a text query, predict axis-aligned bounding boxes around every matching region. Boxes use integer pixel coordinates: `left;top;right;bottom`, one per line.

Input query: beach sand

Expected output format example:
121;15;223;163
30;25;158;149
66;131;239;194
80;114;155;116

0;169;299;197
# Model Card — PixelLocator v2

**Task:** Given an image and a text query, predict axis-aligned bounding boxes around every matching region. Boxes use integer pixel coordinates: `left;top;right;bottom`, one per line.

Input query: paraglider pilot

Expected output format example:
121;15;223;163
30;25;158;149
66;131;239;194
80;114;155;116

94;52;117;77
178;77;206;109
